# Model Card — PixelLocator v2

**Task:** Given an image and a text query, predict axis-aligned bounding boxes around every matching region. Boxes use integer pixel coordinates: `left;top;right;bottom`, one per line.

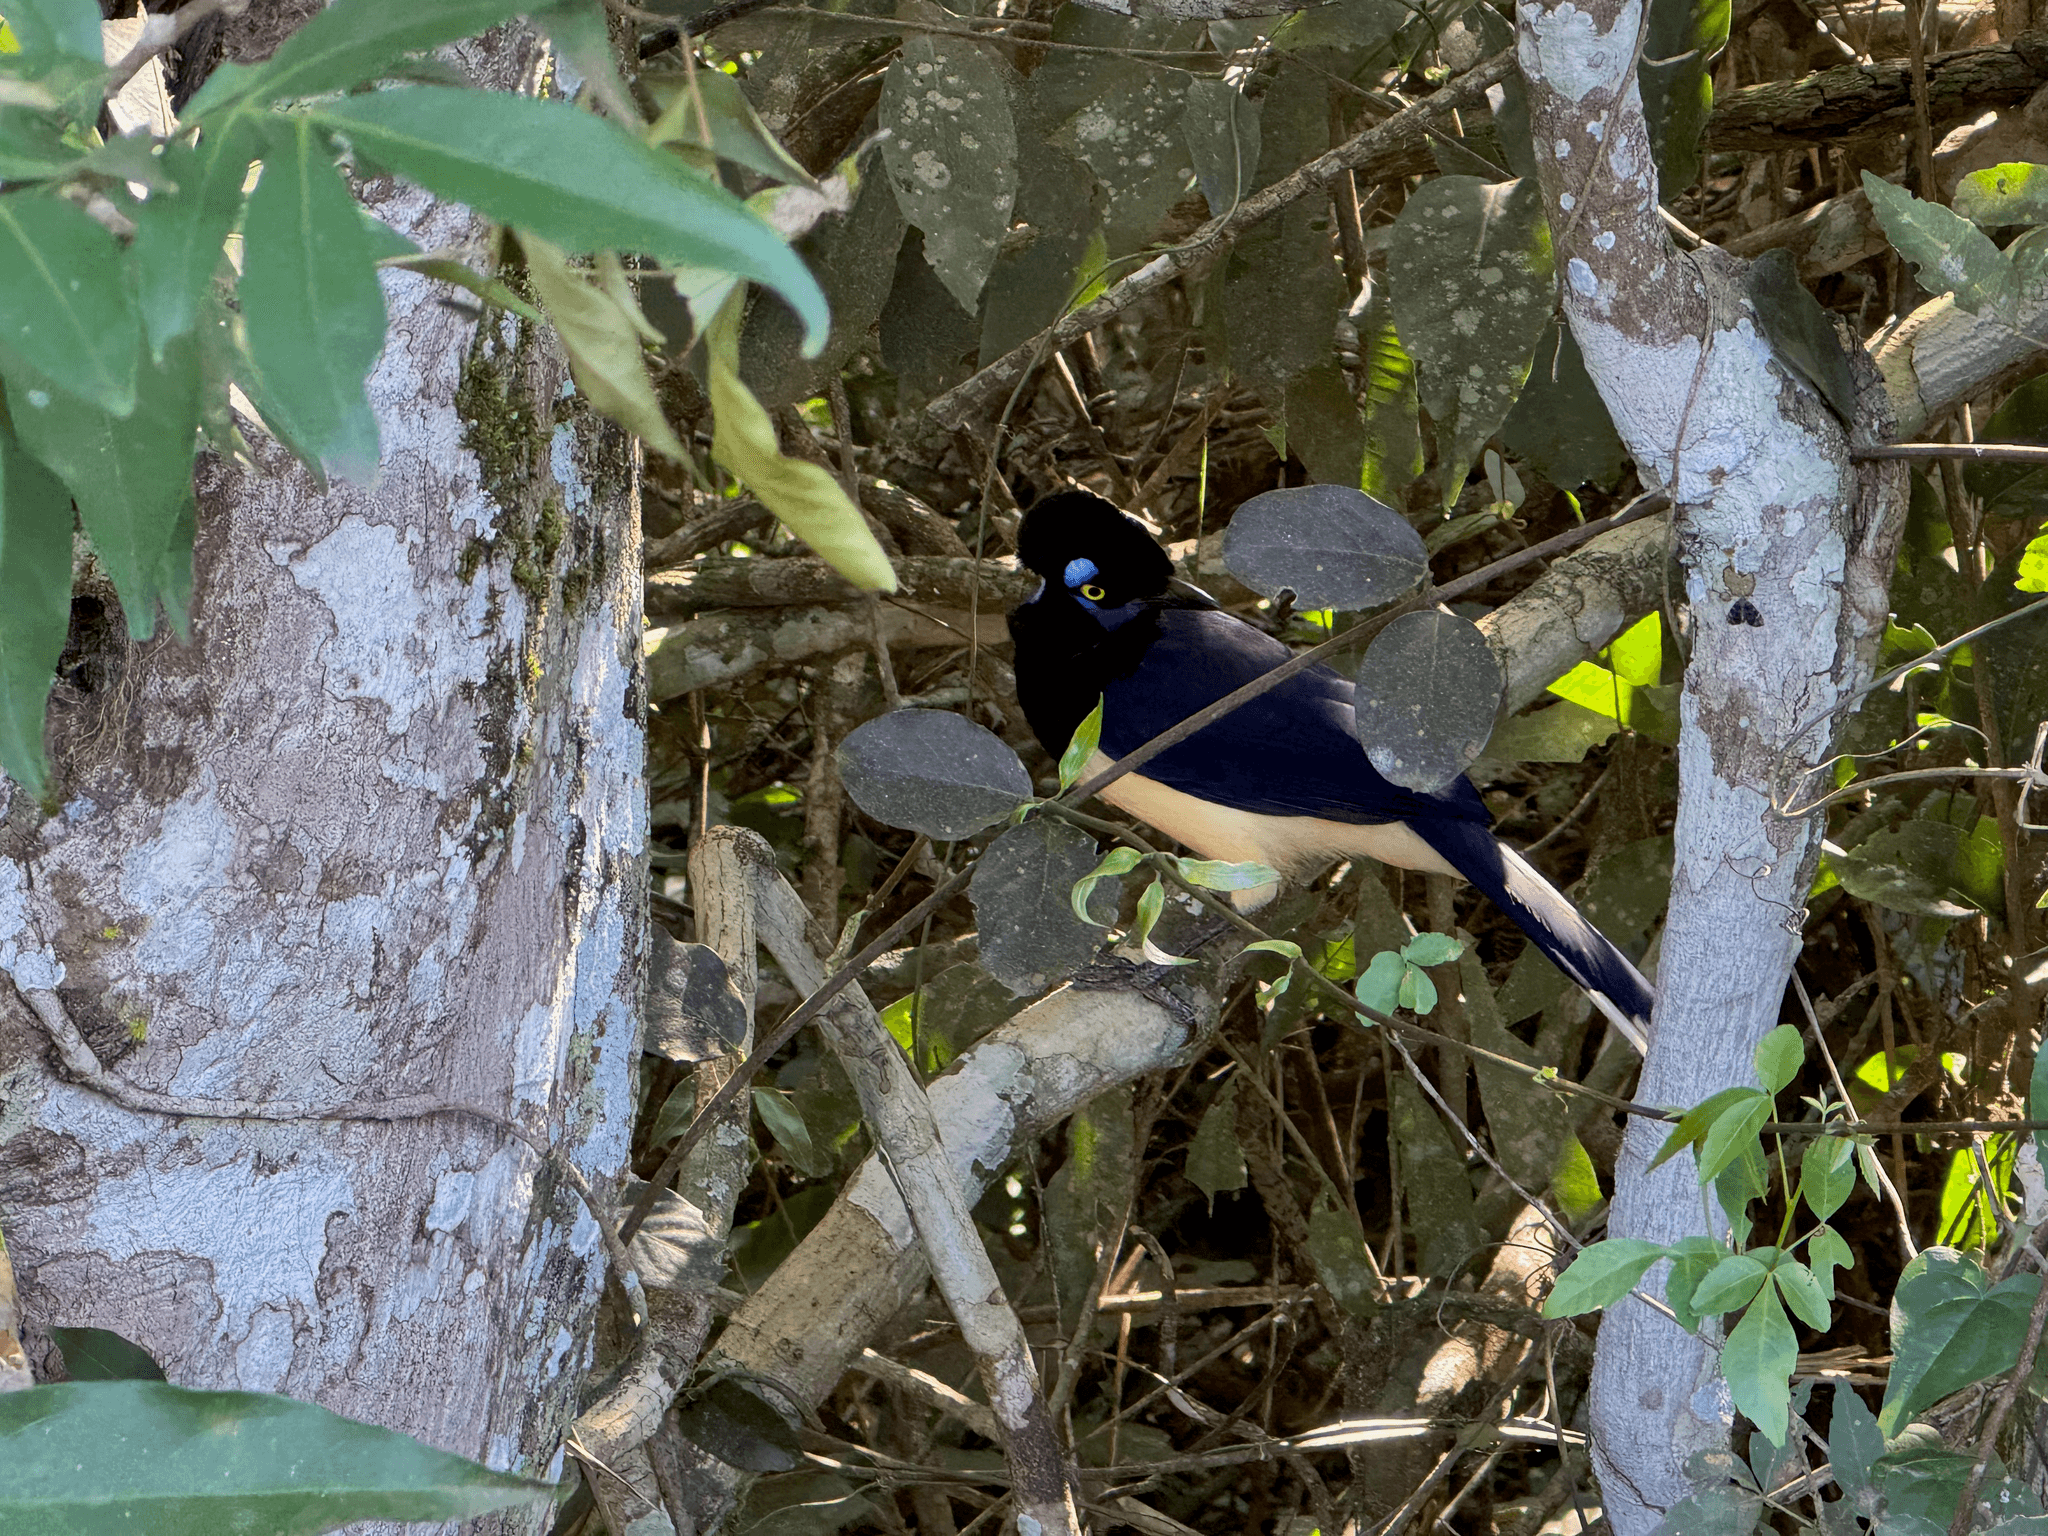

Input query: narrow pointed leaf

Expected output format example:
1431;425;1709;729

0;418;74;794
130;124;262;354
7;335;201;639
0;192;140;415
309;86;827;350
0;1379;559;1530
240;119;386;484
520;233;688;460
184;0;530;118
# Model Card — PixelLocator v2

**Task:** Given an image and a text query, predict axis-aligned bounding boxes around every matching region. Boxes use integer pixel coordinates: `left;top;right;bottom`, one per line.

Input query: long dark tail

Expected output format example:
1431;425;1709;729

1415;819;1656;1043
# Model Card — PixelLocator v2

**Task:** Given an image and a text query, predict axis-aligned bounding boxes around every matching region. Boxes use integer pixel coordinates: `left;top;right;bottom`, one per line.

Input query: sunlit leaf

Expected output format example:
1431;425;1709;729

519;232;688;460
307;86;828;350
705;292;894;590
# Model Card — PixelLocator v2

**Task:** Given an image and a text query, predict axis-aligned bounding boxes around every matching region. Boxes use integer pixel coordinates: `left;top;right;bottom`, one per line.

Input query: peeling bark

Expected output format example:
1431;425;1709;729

0;86;643;1536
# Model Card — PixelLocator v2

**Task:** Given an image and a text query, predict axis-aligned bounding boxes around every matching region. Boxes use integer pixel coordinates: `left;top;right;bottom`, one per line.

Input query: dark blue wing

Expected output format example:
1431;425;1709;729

1097;608;1491;829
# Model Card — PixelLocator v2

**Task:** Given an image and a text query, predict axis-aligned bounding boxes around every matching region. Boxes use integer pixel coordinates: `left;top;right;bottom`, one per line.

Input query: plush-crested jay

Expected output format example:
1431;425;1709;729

1007;490;1655;1048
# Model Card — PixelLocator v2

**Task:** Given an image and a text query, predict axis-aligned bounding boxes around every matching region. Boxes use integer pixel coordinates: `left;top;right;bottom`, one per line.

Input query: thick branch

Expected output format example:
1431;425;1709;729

1706;27;2048;152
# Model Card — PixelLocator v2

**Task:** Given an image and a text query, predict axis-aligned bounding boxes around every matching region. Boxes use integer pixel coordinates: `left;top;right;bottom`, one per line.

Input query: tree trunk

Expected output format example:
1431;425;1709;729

0;47;644;1530
1512;0;1910;1526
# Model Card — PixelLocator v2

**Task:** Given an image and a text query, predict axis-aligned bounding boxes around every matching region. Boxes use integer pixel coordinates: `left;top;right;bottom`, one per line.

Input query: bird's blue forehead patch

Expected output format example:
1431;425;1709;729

1063;557;1099;589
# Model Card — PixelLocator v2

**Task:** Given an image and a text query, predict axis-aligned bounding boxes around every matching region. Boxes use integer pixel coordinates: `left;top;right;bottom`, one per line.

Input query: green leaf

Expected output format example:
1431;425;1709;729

1388;176;1556;507
1663;1235;1728;1333
520;233;688;461
1807;1223;1853;1295
1499;322;1629;491
1753;1024;1803;1094
1605;612;1663;688
1862;171;2017;317
0;1380;559;1531
1827;1379;1883;1496
1954;161;2048;228
1650;1085;1764;1171
2019;525;2048;594
1482;698;1619;765
1638;0;1730;194
704;292;893;589
0;0;101;64
878;26;1018;312
2032;1041;2048;1172
1391;1074;1486;1280
645;66;818;189
184;0;531;118
1799;1134;1857;1223
239;118;386;485
1397;962;1437;1014
129;124;263;356
1697;1090;1774;1184
1070;845;1142;925
1965;372;2048;516
1059;697;1103;792
752;1086;831;1180
1174;857;1281;893
1745;247;1858;425
0;192;141;416
1354;290;1425;502
1690;1254;1768;1315
1037;10;1202;253
1723;1284;1797;1445
0;418;74;795
306;86;828;351
1219;62;1346;398
1545;657;1680;743
1543;1237;1668;1317
7;334;201;640
1881;1248;2041;1435
1305;1195;1380;1318
1242;938;1303;961
1402;932;1464;967
1186;1075;1247;1210
1832;817;2003;918
1128;875;1189;965
1551;1134;1603;1220
1774;1260;1832;1331
1355;949;1406;1016
49;1328;166;1383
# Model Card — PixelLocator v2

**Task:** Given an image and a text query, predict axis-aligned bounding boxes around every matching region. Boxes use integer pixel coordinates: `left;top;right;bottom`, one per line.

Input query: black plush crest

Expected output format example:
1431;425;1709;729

1015;491;1174;594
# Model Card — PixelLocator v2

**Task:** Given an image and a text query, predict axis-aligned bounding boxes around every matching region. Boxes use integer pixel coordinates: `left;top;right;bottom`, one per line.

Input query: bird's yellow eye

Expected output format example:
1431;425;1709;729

1079;583;1106;601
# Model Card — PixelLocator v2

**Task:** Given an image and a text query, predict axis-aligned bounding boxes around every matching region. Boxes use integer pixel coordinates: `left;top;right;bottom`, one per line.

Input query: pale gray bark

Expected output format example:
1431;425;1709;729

0;47;643;1532
1513;0;1909;1526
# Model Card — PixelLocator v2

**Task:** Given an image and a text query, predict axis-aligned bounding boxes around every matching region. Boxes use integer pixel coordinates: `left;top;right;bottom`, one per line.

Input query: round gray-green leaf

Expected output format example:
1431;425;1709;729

970;818;1103;995
643;927;750;1063
1221;484;1427;610
1354;610;1503;791
838;709;1031;839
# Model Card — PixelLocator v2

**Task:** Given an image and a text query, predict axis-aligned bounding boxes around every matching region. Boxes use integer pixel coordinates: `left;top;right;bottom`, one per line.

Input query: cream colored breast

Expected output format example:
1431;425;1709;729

1081;752;1460;910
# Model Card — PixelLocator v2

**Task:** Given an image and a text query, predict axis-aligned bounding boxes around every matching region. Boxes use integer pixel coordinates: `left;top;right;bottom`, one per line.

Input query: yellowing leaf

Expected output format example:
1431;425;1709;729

705;290;895;592
519;231;687;461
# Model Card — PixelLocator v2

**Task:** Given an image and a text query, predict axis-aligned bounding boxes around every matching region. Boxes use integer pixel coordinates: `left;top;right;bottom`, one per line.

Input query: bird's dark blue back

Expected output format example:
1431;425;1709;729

1012;592;1490;831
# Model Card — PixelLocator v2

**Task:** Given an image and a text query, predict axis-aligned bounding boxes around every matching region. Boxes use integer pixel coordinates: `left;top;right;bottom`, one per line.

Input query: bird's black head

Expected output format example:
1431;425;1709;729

1015;490;1174;612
